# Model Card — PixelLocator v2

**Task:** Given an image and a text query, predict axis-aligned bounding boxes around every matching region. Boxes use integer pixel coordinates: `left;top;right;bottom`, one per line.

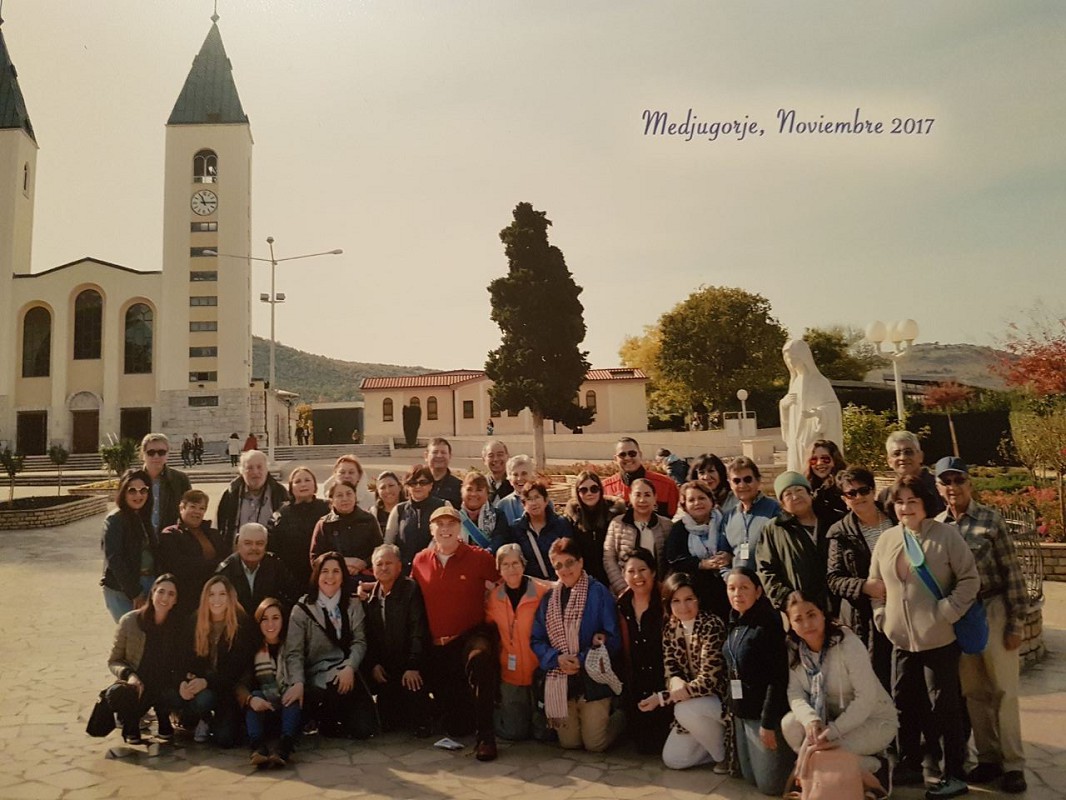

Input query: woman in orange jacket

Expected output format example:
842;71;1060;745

485;543;551;740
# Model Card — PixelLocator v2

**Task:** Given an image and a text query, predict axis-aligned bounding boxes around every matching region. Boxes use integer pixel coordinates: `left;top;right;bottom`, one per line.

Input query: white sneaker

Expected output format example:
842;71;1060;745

193;720;210;743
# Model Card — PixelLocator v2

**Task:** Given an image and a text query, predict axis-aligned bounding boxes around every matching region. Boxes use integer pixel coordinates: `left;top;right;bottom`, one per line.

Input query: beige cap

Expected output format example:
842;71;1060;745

429;504;461;524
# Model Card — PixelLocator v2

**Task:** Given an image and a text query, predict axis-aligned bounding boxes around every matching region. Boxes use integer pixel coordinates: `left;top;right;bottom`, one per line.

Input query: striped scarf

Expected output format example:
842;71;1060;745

544;572;590;726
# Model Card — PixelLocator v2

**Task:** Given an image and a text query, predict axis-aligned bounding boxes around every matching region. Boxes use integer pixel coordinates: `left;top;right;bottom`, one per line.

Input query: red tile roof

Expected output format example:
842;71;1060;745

361;367;646;391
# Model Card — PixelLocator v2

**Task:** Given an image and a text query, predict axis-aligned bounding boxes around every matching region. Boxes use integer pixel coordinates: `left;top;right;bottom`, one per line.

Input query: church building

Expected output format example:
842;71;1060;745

0;14;266;456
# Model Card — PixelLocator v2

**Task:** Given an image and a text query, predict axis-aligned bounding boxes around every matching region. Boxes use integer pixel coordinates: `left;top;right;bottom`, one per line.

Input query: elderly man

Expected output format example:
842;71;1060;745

482;440;513;503
934;457;1028;795
495;453;536;525
217;449;288;544
425;436;463;509
360;544;432;736
411;506;500;761
877;431;945;523
720;457;781;571
216;523;297;616
601;437;679;517
139;433;191;540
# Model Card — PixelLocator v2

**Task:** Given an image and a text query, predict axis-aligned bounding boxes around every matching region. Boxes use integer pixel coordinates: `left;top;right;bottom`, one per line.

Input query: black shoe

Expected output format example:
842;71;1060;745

894;762;925;786
122;732;146;746
475;738;498;762
1001;771;1027;794
964;762;1003;784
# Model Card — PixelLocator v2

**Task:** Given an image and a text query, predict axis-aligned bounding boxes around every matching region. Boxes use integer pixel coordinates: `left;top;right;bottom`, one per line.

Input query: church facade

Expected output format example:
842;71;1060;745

0;17;264;456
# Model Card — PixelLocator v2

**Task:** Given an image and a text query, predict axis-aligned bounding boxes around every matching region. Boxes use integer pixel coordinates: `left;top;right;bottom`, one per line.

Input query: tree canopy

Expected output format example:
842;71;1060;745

802;325;887;381
485;203;593;465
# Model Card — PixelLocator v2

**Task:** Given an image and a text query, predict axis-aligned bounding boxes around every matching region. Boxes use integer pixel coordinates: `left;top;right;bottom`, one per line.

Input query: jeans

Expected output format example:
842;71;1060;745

245;691;302;745
735;717;795;795
494;682;549;742
102;576;156;623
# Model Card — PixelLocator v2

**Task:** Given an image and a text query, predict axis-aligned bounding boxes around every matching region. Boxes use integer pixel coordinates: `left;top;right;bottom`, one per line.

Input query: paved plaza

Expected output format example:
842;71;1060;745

1;481;1065;799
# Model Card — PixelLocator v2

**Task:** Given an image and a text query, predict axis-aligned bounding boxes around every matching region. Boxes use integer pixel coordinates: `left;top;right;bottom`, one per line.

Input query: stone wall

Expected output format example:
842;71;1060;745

1039;543;1066;582
0;496;108;531
157;387;254;450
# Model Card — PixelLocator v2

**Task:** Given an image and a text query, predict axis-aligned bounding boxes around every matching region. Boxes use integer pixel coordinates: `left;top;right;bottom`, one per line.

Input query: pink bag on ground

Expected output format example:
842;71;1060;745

784;742;865;800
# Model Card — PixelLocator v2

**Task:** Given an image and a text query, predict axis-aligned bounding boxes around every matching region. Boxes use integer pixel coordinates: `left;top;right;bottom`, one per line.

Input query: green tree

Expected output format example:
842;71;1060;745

841;404;900;471
1;447;25;506
485;203;594;469
48;444;70;496
100;439;138;477
656;286;788;420
619;325;689;421
802;326;887;381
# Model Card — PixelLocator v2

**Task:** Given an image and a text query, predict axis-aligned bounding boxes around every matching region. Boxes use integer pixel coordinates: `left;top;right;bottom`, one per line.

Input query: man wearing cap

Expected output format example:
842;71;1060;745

601;438;680;517
877;431;945;523
411;505;500;761
755;471;837;612
934;457;1028;795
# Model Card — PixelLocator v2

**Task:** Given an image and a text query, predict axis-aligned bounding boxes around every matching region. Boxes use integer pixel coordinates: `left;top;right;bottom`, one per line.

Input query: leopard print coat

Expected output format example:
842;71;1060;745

662;610;728;733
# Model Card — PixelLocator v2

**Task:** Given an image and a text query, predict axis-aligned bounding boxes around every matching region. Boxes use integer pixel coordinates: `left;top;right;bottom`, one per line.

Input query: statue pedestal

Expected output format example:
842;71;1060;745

742;438;775;464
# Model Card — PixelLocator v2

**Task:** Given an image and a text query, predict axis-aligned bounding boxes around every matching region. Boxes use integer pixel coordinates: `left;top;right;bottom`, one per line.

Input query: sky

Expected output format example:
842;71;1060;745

6;1;1065;372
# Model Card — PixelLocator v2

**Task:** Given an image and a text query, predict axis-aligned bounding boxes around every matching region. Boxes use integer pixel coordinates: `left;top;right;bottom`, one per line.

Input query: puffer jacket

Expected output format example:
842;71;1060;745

485;577;551;686
603;510;670;595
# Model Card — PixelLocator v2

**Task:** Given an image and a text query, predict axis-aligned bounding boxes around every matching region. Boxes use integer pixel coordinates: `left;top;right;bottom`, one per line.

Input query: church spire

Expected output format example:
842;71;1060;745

167;16;248;126
0;15;36;142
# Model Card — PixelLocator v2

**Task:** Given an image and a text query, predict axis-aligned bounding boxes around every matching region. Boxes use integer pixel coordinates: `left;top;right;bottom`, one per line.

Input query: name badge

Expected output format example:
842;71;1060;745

738;543;750;562
507;654;517;672
730;679;744;700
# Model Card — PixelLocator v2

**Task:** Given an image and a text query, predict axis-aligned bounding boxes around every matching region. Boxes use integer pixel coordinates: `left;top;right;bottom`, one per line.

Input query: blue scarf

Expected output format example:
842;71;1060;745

798;639;828;723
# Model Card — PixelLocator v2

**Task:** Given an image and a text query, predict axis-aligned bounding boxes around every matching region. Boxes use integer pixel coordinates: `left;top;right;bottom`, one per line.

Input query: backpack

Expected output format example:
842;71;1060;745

785;742;864;800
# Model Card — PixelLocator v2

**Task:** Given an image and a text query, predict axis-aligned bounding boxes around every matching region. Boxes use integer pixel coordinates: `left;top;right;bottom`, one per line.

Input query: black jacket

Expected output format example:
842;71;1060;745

156;520;226;616
309;508;383;595
100;508;153;599
148;466;192;537
826;507;885;647
391;496;446;573
431;472;462;509
216;474;289;544
184;613;256;698
362;577;427;676
269;498;330;594
215;552;297;617
724;596;790;728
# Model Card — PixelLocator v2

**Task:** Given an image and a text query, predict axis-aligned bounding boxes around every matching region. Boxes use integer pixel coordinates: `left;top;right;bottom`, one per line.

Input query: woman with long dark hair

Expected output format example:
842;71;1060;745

269;466;330;592
101;468;156;622
384;465;446;573
687;453;736;516
804;439;847;520
105;573;183;744
563;470;625;587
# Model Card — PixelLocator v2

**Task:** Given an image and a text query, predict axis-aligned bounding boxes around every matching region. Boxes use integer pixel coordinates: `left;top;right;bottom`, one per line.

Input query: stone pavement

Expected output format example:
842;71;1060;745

1;508;1064;800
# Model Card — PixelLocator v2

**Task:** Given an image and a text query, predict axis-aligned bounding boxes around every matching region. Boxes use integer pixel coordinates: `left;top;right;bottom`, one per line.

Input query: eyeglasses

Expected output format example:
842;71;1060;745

889;448;917;458
841;486;873;499
551;558;579;571
938;475;969;487
808;455;833;465
616;450;639;459
731;475;756;485
408;479;433;487
126;486;150;496
145;449;168;457
577;486;601;495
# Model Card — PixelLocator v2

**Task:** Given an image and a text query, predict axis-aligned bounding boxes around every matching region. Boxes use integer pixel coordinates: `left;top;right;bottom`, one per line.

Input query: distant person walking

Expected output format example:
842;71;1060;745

227;433;241;468
243;433;259;452
192;432;204;465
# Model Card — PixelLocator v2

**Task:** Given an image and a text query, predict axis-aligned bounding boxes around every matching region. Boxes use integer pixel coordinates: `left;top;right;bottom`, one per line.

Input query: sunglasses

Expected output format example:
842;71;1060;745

577;485;601;495
616;450;639;459
126;486;150;496
731;475;756;485
938;475;969;487
808;455;833;465
551;558;579;571
841;486;873;499
145;448;168;457
408;479;433;487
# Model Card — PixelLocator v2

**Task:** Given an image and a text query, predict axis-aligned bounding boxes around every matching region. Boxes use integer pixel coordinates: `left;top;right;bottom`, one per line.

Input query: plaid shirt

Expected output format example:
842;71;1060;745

937;500;1028;639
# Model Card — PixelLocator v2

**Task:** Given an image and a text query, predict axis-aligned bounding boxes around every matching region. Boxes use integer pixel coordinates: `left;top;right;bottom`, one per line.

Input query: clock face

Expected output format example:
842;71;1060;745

191;189;218;216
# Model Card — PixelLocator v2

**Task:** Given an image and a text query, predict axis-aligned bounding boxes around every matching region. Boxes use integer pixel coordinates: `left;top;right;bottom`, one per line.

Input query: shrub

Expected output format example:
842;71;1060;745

980;485;1064;542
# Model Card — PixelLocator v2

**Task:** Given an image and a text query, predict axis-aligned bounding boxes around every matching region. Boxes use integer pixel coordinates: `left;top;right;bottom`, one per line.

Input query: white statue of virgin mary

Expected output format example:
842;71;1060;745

779;339;844;474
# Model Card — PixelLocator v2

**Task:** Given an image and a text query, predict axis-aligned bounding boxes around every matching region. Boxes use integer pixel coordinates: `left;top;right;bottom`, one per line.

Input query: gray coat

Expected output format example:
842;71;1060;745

284;594;367;690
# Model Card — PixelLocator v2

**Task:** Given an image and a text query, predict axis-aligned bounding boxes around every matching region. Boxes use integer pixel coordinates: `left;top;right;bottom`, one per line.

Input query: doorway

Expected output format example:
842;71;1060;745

16;411;48;455
71;410;100;454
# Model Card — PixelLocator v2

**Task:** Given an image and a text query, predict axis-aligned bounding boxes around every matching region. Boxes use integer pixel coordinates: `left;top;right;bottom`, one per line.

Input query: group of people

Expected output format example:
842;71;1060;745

179;433;204;467
98;432;1028;798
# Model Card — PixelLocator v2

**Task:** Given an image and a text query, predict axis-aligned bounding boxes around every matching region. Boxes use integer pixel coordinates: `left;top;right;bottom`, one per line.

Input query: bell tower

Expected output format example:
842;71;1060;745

157;10;253;443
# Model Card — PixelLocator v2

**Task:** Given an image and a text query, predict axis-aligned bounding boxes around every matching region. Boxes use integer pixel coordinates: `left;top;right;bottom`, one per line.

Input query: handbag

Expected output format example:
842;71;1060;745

86;688;116;737
784;740;864;800
903;529;989;654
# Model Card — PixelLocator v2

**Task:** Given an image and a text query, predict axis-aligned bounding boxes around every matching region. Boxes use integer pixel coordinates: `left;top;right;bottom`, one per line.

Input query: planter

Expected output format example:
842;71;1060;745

0;495;109;530
68;486;118;498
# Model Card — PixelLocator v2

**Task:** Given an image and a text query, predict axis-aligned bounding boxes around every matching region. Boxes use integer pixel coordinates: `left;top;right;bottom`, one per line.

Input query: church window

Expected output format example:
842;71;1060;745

190;296;218;307
21;307;51;378
193;150;218;183
189;396;219;407
73;289;103;360
427;396;438;420
124;304;153;374
190;321;218;332
409;397;421;408
585;390;597;412
463;401;474;419
189;371;218;382
382;398;394;422
191;222;218;232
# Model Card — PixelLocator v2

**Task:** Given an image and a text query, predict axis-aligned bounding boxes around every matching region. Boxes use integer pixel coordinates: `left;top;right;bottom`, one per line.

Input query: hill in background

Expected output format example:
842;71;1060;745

868;342;1012;390
252;337;435;402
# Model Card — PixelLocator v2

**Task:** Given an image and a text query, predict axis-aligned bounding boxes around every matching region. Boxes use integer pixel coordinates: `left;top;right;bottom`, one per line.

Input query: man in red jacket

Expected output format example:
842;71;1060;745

601;437;680;517
411;506;500;760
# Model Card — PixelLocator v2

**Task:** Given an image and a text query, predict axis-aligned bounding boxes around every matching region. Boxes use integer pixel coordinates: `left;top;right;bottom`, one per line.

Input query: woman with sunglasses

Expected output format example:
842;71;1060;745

805;439;848;521
384;465;445;574
101;468;157;622
825;466;894;691
563;471;625;587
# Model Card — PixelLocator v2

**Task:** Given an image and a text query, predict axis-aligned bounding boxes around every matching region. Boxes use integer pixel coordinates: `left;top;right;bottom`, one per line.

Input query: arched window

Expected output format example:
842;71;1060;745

382;398;394;422
427;396;438;420
124;304;153;374
193;149;218;182
22;307;51;377
73;289;103;360
409;397;421;408
585;390;597;412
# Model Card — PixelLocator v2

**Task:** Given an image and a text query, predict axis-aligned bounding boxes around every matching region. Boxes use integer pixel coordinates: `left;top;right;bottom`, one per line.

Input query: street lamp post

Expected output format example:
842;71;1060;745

736;388;749;435
865;319;919;425
206;238;343;464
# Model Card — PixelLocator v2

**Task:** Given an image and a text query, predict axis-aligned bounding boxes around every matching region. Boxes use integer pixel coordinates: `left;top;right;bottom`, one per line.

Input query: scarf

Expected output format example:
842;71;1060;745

544;572;590;725
459;505;496;549
317;591;343;637
681;510;723;560
798;639;829;723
